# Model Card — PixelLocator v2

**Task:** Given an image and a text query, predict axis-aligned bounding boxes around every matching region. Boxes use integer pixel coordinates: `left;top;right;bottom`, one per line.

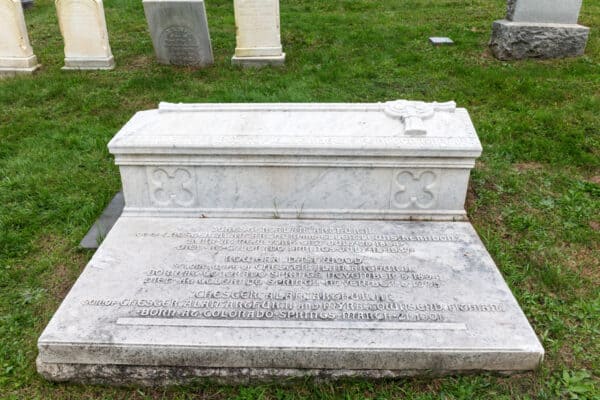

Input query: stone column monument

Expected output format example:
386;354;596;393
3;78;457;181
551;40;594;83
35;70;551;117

0;0;40;76
55;0;115;70
232;0;285;67
489;0;590;60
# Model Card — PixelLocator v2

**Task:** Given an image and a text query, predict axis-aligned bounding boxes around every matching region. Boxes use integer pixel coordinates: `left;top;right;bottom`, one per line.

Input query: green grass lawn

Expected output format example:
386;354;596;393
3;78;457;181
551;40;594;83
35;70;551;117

1;0;599;398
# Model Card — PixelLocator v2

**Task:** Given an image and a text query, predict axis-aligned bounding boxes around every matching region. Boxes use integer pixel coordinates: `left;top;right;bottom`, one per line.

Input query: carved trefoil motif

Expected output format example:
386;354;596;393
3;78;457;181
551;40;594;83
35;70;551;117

391;170;438;209
148;167;195;206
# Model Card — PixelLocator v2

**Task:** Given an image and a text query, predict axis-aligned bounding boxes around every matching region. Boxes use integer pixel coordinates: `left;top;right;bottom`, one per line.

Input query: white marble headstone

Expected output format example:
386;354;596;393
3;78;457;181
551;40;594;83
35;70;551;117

0;0;40;76
232;0;285;67
55;0;115;70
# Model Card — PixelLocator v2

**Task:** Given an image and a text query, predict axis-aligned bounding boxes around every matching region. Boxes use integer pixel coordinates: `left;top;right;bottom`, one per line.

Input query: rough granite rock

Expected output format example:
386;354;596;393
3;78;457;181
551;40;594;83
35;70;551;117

489;20;589;60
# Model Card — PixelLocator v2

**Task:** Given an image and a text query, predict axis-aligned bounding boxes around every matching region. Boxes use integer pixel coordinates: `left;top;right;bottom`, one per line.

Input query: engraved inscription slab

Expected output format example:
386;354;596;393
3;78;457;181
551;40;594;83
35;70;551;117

38;218;543;383
160;26;203;66
143;0;214;67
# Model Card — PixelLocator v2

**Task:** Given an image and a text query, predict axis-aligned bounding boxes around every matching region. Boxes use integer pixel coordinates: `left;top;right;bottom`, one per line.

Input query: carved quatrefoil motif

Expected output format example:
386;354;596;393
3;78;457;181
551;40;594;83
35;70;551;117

150;167;195;206
392;170;437;209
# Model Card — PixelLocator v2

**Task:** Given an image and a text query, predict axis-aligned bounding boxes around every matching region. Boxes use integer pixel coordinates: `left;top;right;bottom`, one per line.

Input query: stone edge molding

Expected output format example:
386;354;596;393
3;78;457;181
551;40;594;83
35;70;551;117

231;53;286;67
107;101;481;221
37;362;543;386
55;0;115;70
0;0;41;77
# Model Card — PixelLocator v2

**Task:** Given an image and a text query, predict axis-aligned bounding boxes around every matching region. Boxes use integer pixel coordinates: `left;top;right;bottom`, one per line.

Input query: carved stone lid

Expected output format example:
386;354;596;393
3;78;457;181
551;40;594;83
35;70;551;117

108;101;482;158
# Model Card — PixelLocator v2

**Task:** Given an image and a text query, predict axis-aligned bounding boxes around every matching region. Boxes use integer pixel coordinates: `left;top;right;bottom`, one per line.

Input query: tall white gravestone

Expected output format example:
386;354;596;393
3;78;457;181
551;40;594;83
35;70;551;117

0;0;40;76
55;0;115;70
490;0;589;60
232;0;285;67
143;0;214;67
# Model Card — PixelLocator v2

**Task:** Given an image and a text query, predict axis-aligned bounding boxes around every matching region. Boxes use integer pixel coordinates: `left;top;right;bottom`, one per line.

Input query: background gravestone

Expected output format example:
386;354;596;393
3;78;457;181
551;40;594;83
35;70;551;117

0;0;40;76
490;0;589;60
143;0;214;67
232;0;285;67
55;0;115;70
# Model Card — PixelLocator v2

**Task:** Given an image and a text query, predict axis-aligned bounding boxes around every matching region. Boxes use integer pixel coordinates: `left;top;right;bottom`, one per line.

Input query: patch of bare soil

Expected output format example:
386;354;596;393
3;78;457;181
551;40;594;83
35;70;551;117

514;162;543;172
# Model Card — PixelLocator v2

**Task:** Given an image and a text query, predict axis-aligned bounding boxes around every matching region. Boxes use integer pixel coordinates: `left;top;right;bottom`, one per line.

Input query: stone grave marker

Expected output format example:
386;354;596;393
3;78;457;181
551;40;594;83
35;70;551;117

37;101;543;384
429;37;454;46
0;0;40;77
490;0;589;60
232;0;285;67
55;0;115;70
143;0;214;67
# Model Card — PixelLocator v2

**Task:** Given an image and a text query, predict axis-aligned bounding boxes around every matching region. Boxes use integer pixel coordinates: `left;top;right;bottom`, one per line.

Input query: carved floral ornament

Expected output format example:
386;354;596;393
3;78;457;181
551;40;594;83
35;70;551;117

392;170;438;209
383;100;456;136
149;167;195;207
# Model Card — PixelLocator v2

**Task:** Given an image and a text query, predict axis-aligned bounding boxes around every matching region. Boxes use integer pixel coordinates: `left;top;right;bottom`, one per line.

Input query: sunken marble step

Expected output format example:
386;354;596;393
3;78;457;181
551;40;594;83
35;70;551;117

108;101;483;221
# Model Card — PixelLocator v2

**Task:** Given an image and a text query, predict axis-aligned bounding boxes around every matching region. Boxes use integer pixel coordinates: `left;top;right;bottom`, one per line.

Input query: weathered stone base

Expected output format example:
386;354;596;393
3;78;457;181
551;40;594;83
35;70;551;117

36;360;528;386
63;56;115;70
0;55;40;77
489;20;589;60
232;53;285;67
0;64;40;78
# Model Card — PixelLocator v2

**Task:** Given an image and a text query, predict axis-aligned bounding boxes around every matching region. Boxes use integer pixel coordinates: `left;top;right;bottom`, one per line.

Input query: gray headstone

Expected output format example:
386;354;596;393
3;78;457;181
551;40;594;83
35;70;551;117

507;0;583;24
143;0;213;67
